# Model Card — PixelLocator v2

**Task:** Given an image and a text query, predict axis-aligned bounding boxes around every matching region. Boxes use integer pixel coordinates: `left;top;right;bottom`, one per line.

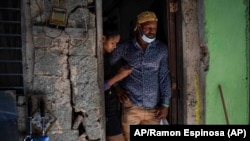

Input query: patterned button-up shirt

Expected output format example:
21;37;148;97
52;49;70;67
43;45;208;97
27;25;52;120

110;38;172;109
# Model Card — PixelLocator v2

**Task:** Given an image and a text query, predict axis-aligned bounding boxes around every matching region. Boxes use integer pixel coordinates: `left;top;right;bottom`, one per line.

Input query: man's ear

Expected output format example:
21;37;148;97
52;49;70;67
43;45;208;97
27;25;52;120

134;23;140;31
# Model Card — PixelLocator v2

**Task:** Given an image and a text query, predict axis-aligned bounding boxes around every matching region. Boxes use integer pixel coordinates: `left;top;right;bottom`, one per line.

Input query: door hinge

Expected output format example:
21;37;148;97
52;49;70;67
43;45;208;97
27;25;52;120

170;2;178;13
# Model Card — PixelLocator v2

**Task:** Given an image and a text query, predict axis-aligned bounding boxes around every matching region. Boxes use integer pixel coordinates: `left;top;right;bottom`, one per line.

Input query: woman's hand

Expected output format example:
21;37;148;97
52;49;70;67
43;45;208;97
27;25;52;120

114;85;129;103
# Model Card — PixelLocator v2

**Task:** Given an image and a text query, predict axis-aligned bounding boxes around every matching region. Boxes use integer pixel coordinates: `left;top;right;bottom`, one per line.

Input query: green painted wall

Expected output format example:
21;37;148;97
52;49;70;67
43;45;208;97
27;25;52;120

204;0;249;124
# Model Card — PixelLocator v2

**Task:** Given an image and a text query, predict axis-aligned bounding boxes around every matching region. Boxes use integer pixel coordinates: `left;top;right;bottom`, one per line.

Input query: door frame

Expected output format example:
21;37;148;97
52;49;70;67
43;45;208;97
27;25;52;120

166;0;183;124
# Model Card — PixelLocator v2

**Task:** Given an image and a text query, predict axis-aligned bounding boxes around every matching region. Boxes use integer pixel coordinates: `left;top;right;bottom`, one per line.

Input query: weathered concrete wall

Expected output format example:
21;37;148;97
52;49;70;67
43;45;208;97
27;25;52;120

181;0;204;124
32;26;101;140
19;0;104;140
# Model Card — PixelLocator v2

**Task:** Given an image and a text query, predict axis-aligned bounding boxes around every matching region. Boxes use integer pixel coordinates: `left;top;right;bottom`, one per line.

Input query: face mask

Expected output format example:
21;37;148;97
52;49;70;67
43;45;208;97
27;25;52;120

141;34;155;43
138;26;156;43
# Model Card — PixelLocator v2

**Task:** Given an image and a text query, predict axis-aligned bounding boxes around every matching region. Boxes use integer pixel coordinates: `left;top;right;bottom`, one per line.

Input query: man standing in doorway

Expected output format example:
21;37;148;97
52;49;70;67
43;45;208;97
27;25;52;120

110;11;172;141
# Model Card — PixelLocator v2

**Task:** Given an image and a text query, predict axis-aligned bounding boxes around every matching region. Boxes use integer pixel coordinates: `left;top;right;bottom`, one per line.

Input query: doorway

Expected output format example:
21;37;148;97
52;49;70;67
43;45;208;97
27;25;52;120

102;0;183;124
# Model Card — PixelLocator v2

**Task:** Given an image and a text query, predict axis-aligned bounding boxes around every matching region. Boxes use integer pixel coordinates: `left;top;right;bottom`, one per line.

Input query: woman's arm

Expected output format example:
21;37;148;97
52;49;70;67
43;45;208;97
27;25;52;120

107;66;132;88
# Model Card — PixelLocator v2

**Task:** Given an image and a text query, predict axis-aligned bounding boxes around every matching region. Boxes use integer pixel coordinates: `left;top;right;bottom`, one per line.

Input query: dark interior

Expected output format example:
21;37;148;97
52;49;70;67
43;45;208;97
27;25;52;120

102;0;168;43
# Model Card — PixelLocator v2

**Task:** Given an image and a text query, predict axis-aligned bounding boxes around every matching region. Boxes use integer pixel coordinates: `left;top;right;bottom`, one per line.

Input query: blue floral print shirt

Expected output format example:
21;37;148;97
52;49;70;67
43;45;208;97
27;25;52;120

110;38;172;109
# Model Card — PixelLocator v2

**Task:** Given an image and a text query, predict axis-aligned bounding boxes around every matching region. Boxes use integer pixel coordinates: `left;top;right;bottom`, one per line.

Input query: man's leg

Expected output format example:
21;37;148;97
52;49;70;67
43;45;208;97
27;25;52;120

121;100;142;141
140;108;160;125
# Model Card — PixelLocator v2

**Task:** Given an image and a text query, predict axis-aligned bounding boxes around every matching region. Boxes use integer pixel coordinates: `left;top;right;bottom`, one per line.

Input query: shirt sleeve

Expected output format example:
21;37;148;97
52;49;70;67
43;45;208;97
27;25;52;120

159;45;172;106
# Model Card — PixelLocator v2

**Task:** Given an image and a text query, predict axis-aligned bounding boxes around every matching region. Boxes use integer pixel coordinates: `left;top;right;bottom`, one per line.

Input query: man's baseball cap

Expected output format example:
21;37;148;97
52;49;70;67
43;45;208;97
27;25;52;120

134;11;158;31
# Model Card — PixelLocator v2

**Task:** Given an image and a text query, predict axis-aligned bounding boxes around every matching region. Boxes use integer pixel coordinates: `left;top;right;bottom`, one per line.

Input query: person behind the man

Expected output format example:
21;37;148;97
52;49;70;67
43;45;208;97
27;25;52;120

103;19;132;141
110;11;172;141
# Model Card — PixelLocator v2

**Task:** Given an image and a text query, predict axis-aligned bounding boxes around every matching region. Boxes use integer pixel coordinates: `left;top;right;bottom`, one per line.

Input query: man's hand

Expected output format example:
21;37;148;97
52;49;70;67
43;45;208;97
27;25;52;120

155;106;169;119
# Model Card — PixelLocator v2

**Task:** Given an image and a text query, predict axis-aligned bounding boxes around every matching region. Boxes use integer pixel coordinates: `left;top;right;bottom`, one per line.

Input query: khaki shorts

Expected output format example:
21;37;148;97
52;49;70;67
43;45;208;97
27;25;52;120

121;99;160;141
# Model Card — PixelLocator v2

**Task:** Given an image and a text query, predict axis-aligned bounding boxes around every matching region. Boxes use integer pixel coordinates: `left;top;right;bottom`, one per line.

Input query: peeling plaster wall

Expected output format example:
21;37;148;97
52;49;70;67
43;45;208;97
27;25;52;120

20;0;105;141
